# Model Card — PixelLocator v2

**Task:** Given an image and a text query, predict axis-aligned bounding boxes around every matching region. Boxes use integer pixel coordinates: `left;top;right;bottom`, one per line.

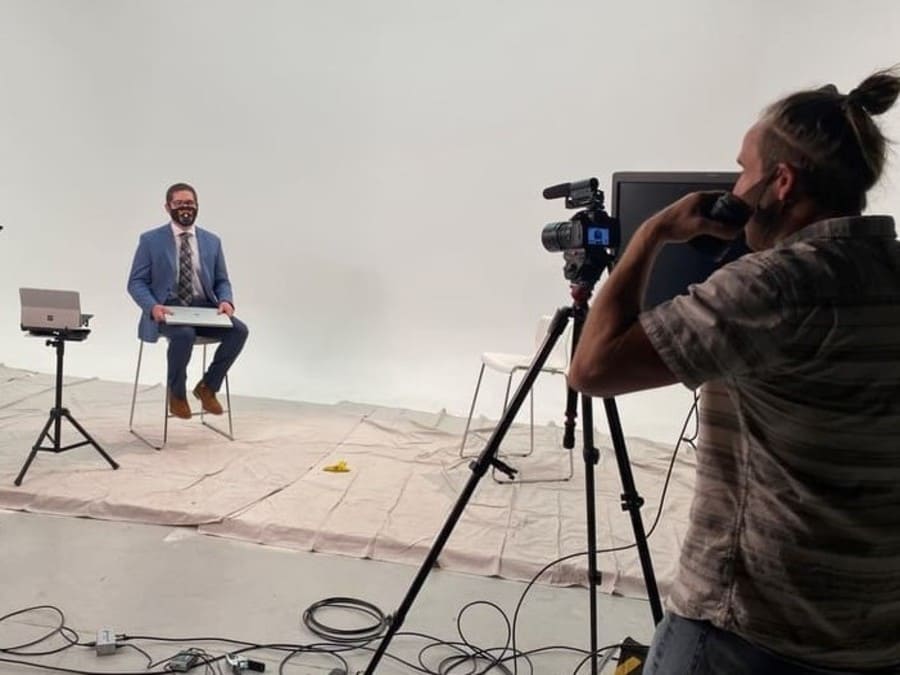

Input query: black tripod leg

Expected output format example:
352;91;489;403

62;411;119;470
564;293;586;452
16;413;56;486
579;392;602;674
563;386;578;449
568;288;661;669
363;306;573;675
566;300;604;674
14;452;39;487
602;397;664;624
17;335;117;485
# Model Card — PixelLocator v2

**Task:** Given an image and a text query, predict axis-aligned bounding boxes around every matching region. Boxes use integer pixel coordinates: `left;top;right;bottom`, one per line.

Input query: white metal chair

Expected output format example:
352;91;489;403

459;316;573;482
128;336;234;450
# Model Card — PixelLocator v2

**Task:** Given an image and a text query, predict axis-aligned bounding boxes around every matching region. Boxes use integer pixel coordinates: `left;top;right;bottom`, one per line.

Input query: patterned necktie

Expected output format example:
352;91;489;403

177;232;194;306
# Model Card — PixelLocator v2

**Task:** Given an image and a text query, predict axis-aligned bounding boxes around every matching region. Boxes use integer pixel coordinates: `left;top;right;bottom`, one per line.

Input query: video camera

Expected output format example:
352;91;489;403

541;178;619;286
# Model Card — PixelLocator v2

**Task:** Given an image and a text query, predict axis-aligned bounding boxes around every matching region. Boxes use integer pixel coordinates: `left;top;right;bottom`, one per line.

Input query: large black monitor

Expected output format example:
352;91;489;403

610;171;747;310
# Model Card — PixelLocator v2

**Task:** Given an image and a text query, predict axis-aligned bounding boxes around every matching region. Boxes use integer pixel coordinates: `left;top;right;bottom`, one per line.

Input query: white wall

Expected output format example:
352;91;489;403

1;0;898;443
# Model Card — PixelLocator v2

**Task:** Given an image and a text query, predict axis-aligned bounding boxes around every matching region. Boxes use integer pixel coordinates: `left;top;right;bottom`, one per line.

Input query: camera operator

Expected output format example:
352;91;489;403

569;69;900;674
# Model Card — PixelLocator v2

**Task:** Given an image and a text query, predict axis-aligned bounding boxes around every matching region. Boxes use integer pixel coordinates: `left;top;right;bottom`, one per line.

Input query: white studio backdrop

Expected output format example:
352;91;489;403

0;0;898;444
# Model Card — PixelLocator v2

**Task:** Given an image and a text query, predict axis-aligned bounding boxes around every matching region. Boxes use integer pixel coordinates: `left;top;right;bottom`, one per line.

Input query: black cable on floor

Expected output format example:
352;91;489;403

0;397;698;674
276;643;351;675
292;394;698;675
0;654;172;675
301;596;390;644
0;605;72;653
504;392;699;673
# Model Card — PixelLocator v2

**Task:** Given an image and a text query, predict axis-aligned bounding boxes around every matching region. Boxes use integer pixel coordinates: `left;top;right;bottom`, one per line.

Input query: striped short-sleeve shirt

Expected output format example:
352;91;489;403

639;215;900;670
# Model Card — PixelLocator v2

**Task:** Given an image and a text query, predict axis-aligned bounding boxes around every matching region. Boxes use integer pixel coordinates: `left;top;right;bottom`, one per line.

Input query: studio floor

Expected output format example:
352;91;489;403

0;363;697;673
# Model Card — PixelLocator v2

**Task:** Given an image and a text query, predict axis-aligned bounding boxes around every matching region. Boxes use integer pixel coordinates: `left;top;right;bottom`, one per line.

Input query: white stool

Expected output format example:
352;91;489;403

128;336;234;450
459;316;573;483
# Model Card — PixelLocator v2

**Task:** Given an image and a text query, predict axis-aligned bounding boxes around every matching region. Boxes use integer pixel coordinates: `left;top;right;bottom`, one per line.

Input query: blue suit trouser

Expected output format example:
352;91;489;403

158;310;249;400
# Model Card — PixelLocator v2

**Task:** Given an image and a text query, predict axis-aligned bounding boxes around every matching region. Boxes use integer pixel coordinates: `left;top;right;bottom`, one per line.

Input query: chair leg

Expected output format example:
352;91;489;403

529;386;535;456
496;367;534;459
128;341;143;429
501;372;513;412
198;344;235;441
130;339;235;448
224;372;233;438
163;386;169;447
199;344;207;425
491;371;573;484
128;341;165;451
459;363;486;458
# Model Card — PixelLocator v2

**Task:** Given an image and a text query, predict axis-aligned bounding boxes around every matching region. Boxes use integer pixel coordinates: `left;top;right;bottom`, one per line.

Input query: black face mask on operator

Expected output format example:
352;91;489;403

745;169;784;230
690;169;780;259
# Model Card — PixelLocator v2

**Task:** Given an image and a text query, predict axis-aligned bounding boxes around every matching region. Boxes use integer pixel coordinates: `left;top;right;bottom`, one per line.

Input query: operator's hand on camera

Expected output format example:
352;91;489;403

151;304;172;323
649;191;743;243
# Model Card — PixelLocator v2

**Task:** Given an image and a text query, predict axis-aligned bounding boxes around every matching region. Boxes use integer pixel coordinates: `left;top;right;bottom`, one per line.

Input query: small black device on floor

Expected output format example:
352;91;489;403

169;650;203;672
615;636;650;674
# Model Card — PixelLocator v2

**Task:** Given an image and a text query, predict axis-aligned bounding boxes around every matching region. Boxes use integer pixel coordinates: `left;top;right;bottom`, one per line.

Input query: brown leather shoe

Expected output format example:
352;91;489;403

168;391;192;419
193;381;223;415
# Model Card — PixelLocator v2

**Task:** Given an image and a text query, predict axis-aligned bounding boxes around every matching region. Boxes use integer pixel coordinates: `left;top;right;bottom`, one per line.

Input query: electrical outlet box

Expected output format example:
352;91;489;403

95;628;116;656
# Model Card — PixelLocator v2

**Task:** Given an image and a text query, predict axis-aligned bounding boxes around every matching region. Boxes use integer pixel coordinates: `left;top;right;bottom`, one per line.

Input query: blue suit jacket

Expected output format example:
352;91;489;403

127;223;234;342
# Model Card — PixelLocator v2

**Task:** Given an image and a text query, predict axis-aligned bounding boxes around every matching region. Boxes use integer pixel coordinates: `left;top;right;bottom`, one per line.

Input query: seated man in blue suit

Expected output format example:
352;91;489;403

127;182;249;420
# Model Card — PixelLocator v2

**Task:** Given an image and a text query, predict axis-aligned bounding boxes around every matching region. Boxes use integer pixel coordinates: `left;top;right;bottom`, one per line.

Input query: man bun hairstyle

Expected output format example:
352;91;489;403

846;70;900;116
759;67;900;214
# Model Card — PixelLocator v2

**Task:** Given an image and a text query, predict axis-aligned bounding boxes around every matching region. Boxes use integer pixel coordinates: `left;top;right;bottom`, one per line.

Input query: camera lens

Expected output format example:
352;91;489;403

541;221;577;252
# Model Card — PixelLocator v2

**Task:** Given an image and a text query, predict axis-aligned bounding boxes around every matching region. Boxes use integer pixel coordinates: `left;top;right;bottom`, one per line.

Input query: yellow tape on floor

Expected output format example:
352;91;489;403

615;655;643;675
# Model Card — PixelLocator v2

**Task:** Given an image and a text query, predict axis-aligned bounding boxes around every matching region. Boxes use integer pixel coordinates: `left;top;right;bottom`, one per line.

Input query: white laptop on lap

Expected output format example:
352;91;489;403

164;305;234;328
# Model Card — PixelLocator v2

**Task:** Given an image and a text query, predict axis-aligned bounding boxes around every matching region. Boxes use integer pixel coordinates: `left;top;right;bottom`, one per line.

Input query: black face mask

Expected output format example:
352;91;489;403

689;170;780;259
745;169;783;232
172;207;198;227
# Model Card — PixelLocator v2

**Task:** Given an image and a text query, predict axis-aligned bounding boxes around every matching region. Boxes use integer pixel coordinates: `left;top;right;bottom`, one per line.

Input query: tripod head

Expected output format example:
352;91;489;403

569;279;596;310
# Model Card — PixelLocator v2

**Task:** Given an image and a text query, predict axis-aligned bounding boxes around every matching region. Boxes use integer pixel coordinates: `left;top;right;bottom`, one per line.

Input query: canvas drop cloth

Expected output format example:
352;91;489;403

0;364;697;598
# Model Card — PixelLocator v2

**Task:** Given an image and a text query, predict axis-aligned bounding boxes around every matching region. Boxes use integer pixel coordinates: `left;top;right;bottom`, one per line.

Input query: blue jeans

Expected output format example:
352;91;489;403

643;613;900;675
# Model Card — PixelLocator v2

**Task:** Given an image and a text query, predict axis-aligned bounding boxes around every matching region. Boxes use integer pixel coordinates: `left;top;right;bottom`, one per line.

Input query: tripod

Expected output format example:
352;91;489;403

364;283;662;675
15;330;119;486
